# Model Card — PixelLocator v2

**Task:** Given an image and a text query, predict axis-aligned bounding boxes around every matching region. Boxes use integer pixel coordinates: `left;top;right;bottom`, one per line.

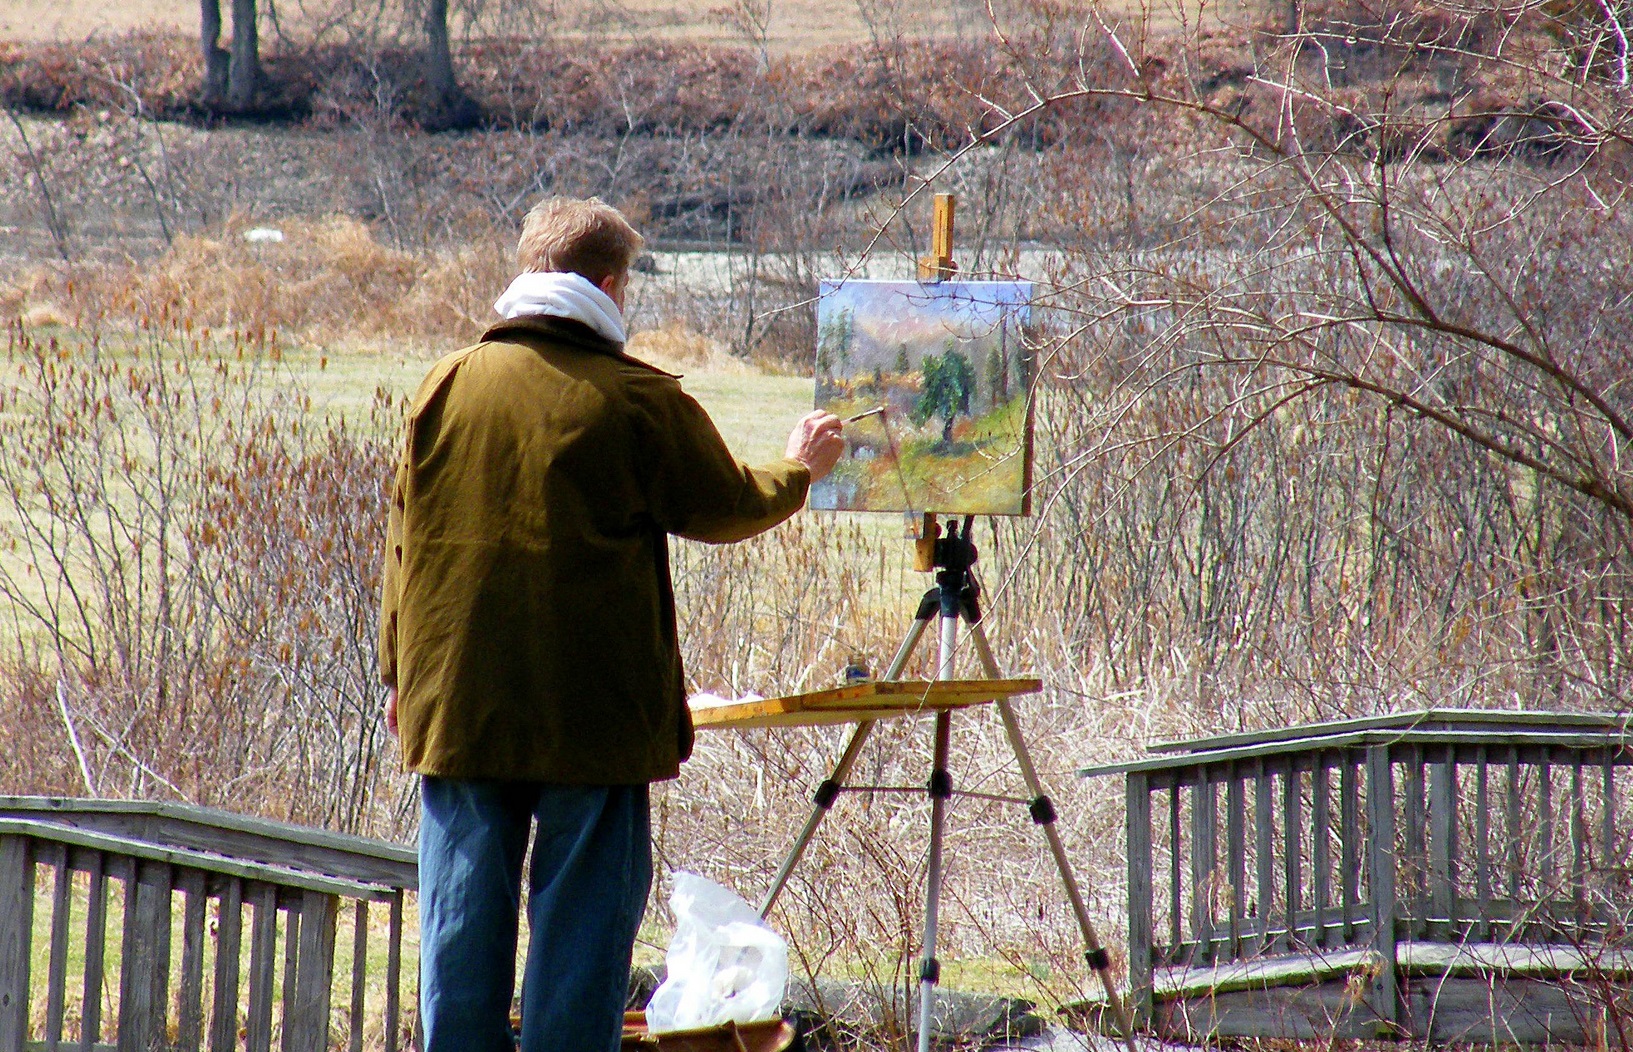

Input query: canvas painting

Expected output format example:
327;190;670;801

810;279;1034;516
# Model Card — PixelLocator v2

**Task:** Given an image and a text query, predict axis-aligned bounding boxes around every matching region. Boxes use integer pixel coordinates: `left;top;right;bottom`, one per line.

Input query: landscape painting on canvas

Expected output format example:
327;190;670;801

810;279;1034;516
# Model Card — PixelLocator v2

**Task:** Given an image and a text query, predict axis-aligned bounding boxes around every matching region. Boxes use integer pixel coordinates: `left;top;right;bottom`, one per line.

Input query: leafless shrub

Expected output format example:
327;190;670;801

0;318;410;835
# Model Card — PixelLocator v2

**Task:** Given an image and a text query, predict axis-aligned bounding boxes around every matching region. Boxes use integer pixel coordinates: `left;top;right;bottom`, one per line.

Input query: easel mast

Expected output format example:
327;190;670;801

913;191;958;573
918;192;958;283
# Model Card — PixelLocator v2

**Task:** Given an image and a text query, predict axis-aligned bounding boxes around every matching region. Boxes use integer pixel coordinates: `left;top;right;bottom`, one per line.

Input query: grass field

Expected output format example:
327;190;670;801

640;355;815;466
0;311;820;630
0;0;1264;48
0;0;980;48
256;327;815;463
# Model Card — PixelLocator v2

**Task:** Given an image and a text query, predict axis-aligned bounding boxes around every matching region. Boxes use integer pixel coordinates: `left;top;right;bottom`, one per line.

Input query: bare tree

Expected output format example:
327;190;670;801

867;0;1633;716
200;0;230;106
200;0;261;112
419;0;480;128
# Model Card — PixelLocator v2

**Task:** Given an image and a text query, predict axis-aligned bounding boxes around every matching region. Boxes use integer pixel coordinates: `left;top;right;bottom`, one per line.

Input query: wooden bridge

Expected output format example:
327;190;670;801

1082;709;1633;1044
0;796;416;1052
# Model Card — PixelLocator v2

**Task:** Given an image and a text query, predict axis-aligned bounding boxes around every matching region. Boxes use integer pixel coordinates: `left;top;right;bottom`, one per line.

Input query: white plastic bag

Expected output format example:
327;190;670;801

645;872;788;1033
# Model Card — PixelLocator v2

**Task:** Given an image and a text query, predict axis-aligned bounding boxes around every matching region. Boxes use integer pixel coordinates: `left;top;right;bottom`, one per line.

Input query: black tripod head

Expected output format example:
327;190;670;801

919;515;981;623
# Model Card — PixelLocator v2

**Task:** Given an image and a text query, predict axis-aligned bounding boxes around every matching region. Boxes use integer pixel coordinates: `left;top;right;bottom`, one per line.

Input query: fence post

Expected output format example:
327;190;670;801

1366;745;1399;1035
1429;749;1457;939
1190;772;1216;964
0;835;34;1051
1127;773;1153;1027
211;878;245;1052
178;870;209;1050
246;884;279;1052
119;861;174;1052
289;891;339;1052
386;890;405;1052
82;851;107;1051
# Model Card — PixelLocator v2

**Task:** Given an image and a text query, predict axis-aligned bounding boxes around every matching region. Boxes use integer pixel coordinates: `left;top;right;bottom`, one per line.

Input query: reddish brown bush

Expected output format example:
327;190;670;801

0;31;1113;151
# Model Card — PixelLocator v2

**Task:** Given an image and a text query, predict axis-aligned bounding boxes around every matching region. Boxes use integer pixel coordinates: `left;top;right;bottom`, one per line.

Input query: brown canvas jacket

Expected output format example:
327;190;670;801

378;315;810;784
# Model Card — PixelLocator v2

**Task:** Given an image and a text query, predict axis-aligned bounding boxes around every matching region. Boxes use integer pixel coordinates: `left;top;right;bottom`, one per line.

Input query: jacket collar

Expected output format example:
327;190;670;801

480;316;681;379
483;314;617;354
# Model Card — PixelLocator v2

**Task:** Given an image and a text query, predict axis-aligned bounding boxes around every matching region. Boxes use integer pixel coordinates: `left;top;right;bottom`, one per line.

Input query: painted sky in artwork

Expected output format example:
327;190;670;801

810;279;1035;516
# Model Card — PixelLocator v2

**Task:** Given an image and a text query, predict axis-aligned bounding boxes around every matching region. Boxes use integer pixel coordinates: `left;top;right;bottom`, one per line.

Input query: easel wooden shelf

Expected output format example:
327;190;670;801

690;678;1042;730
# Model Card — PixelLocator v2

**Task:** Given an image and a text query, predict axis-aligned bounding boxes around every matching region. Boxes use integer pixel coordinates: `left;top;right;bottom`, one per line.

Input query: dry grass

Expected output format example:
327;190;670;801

0;0;917;46
0;0;1265;49
4;215;506;346
0;0;191;42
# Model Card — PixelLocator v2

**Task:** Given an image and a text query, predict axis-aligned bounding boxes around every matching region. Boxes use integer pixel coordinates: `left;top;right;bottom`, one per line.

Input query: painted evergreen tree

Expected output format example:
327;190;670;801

912;346;976;444
817;309;854;378
985;345;1008;406
992;319;1011;402
836;309;854;372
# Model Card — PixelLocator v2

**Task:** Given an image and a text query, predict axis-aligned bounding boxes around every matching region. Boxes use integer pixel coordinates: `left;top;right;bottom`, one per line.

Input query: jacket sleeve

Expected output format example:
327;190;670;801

377;348;471;688
633;378;811;544
377;456;407;687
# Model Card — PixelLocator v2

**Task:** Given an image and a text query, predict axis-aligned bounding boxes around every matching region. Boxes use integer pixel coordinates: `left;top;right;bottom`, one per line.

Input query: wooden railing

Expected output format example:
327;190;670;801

0;797;416;1052
1081;710;1633;1037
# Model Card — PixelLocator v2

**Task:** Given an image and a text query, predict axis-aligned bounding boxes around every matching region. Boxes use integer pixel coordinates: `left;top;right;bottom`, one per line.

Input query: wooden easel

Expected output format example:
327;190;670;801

694;194;1135;1052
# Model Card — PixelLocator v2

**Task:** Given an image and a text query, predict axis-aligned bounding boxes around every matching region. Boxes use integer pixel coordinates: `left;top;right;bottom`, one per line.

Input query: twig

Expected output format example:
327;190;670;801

4;106;70;261
55;680;97;796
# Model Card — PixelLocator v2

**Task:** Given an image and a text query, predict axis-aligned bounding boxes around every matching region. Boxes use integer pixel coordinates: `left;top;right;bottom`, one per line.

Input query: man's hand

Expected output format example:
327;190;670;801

786;411;844;483
385;688;399;737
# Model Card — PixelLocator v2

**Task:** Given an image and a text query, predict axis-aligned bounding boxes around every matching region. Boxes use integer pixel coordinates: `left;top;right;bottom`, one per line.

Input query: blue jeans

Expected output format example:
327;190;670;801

418;778;652;1052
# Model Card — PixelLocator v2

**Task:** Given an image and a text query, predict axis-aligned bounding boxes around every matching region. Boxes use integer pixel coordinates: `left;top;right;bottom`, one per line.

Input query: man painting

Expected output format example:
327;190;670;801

378;196;843;1052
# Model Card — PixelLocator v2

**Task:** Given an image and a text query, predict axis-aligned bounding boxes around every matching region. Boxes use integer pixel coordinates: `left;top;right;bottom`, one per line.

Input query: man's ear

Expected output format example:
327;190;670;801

597;270;628;310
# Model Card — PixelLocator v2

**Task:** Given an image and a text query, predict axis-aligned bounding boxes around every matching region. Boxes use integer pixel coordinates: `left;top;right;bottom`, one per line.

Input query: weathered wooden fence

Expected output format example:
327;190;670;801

0;797;416;1052
1081;710;1633;1043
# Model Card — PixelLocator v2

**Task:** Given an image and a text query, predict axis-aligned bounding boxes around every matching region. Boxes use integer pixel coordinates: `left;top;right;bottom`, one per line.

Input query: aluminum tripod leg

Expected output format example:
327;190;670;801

757;720;873;918
915;604;960;1052
757;611;935;919
969;621;1139;1052
915;710;953;1052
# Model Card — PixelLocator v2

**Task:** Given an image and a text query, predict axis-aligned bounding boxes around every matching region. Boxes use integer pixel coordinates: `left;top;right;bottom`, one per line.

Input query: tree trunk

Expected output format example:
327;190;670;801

200;0;230;108
425;0;457;106
226;0;260;112
422;0;478;128
1286;0;1304;35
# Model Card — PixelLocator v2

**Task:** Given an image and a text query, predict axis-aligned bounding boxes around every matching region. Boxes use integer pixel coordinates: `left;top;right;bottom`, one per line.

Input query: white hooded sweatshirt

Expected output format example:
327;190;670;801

492;271;626;345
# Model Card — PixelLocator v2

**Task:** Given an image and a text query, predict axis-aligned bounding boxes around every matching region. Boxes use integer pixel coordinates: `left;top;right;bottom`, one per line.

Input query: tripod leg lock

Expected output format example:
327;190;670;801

1027;795;1058;825
813;780;841;809
927;769;953;799
919;958;941;983
1085;947;1112;971
960;586;982;625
